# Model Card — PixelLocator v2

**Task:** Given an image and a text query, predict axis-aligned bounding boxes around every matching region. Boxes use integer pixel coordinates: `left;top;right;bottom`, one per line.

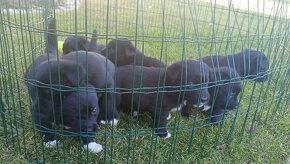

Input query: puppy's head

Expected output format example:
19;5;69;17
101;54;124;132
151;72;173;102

249;51;269;82
63;36;90;54
209;67;241;110
166;60;210;105
100;38;137;66
62;86;99;132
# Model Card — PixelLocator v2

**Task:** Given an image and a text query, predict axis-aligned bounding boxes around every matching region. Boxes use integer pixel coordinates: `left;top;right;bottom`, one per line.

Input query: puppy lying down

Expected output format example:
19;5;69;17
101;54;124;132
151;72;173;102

202;49;269;82
62;29;105;55
181;66;242;123
116;60;210;138
100;38;166;67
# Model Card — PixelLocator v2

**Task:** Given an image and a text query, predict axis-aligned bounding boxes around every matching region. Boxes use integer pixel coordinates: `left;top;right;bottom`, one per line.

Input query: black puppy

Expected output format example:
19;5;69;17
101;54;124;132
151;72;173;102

181;67;242;123
202;49;269;82
100;38;166;67
116;60;210;138
25;55;103;153
61;51;119;125
62;29;105;54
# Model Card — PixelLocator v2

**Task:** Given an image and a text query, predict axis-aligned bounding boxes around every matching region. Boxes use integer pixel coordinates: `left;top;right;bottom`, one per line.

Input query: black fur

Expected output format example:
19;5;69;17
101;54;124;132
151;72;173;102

25;52;100;146
62;29;105;55
25;19;117;149
202;49;269;82
116;60;210;138
100;38;166;67
181;67;242;123
61;51;119;122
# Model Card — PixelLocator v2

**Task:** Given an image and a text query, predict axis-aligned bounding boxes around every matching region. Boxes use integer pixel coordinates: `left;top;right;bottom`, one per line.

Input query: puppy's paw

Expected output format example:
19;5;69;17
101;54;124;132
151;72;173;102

166;113;171;120
64;125;71;129
45;140;57;148
109;118;119;126
99;119;119;126
158;131;171;139
170;107;178;112
201;105;211;112
193;103;204;108
83;142;103;153
133;111;138;117
181;112;190;118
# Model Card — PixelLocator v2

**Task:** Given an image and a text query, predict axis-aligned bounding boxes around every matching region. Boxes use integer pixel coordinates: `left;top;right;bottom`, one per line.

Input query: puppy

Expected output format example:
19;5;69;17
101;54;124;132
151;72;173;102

100;38;166;67
25;55;102;153
202;49;269;82
181;67;242;123
62;29;105;55
116;60;210;138
61;51;119;124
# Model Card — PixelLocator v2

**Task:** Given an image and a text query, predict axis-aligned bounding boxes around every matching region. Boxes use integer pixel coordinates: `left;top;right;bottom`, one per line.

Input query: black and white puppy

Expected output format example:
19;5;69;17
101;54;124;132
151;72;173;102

116;60;210;138
61;51;119;125
25;55;102;153
100;38;166;67
181;67;242;123
62;29;106;55
202;49;269;82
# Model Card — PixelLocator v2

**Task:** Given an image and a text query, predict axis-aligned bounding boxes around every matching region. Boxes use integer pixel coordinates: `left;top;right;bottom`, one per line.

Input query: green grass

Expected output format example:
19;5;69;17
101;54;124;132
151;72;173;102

0;0;289;163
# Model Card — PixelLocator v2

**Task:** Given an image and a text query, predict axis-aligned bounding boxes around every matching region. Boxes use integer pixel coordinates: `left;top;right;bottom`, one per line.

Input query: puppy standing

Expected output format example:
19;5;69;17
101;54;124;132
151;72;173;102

116;60;210;138
202;50;269;82
100;38;166;67
26;42;102;154
181;67;242;123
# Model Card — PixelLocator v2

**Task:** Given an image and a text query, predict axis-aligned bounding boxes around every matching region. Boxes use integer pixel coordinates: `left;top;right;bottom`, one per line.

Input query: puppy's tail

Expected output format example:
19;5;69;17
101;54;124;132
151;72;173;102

89;29;98;53
45;18;57;54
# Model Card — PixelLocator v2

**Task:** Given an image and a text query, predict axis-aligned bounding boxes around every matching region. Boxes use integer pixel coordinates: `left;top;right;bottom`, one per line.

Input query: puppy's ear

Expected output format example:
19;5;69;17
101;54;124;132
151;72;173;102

78;38;89;51
35;59;85;87
123;40;137;57
166;61;183;83
60;60;86;86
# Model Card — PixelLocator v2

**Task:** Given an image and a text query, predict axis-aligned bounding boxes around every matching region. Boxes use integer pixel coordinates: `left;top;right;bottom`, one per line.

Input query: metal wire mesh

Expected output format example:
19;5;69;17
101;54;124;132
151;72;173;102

0;0;289;163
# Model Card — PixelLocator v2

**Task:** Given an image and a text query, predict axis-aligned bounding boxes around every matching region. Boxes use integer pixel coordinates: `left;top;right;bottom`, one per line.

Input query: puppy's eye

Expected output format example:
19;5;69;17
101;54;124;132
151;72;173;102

91;107;98;114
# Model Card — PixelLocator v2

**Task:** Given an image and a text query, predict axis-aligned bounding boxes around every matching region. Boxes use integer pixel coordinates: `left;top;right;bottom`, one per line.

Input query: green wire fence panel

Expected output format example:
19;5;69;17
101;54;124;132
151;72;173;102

0;0;289;163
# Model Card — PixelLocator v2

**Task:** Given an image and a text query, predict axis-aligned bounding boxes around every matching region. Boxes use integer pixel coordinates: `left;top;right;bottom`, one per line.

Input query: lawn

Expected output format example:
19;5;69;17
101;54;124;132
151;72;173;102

0;0;289;163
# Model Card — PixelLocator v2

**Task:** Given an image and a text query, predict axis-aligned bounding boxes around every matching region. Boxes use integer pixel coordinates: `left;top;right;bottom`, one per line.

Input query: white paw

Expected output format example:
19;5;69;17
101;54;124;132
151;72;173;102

202;105;211;112
83;142;103;153
100;120;106;125
109;118;119;126
166;113;171;120
100;119;119;126
64;125;71;129
183;100;187;105
45;140;57;148
193;103;204;108
164;132;171;139
133;111;138;117
170;107;178;112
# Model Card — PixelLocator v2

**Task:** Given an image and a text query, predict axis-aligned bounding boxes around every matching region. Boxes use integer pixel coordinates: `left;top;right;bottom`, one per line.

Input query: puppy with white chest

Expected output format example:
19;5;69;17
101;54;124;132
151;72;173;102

181;66;242;123
202;49;269;82
100;38;166;67
116;60;210;138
